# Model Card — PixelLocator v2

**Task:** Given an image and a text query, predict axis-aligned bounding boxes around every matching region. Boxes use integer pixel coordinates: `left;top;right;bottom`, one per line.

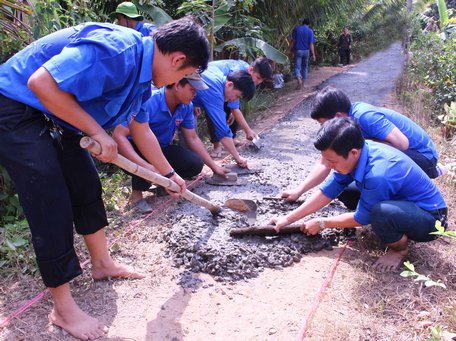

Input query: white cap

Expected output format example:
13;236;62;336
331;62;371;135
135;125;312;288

185;72;208;90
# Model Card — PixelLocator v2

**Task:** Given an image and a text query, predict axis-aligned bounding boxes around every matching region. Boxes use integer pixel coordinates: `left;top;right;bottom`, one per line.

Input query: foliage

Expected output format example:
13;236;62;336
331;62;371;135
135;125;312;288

400;260;447;289
99;170;131;212
408;30;456;126
430;219;456;239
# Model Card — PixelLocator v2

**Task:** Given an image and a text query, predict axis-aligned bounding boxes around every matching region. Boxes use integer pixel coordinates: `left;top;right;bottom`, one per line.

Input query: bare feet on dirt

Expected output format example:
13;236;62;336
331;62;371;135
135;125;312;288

372;247;408;273
49;298;108;340
91;260;145;281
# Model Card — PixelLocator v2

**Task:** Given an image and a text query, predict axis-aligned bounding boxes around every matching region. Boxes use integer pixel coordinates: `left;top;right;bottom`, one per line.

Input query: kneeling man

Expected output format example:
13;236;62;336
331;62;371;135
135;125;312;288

270;117;448;272
113;73;228;213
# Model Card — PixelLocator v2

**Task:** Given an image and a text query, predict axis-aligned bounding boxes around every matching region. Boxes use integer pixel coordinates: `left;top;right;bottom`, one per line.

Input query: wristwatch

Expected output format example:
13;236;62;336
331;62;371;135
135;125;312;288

319;219;326;230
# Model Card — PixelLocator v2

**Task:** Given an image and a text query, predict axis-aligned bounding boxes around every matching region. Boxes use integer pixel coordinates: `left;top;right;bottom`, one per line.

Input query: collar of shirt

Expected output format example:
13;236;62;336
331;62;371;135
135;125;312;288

139;36;153;83
157;87;173;116
351;141;369;184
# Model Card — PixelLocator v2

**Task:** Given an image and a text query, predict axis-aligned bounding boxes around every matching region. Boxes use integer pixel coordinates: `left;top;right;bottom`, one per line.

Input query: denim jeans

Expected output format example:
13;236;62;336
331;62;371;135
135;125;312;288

294;49;310;80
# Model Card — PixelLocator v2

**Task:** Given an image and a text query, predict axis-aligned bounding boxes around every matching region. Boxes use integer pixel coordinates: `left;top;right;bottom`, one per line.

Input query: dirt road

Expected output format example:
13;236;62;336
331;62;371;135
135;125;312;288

2;42;430;341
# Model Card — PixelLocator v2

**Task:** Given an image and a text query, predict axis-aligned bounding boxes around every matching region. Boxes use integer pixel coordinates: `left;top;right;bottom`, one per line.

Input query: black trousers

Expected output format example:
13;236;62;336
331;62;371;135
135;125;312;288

130;143;204;191
0;95;107;288
339;48;350;65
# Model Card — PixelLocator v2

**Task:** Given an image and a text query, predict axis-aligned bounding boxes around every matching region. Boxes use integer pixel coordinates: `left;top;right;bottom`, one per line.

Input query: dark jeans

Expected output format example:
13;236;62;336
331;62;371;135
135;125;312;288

339;48;350;65
404;149;439;179
205;103;238;143
371;201;447;244
131;143;204;191
0;95;107;288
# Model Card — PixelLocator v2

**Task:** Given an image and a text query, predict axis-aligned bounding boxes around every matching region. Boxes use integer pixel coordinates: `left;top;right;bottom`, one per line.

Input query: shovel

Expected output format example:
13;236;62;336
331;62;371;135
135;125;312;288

224;198;257;225
80;137;221;214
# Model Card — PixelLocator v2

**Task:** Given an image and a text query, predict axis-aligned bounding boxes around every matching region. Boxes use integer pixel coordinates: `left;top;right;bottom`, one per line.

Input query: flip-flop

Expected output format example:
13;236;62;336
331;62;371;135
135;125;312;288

127;198;152;214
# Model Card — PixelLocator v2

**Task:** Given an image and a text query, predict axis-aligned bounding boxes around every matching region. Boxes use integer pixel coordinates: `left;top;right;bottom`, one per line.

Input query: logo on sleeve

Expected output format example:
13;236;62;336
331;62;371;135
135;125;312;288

175;119;183;126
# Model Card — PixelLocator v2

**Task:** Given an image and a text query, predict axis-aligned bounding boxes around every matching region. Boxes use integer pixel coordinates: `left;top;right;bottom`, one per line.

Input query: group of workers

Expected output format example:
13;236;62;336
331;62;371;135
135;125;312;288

0;2;448;339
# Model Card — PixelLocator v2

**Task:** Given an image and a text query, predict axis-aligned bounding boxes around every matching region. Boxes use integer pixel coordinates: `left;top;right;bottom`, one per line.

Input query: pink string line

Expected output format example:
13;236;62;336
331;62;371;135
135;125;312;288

296;242;350;341
0;171;209;329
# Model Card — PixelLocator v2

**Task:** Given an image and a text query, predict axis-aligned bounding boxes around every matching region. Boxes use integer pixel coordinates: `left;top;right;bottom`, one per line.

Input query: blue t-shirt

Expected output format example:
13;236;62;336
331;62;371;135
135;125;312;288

320;141;446;225
135;22;157;36
0;22;153;130
138;87;195;147
350;102;438;161
291;25;315;50
192;66;233;141
209;59;249;110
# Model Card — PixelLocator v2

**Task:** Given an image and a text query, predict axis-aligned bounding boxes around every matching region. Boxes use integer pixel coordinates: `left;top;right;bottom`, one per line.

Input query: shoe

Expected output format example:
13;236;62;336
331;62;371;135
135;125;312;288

436;163;448;177
153;186;168;197
127;198;152;214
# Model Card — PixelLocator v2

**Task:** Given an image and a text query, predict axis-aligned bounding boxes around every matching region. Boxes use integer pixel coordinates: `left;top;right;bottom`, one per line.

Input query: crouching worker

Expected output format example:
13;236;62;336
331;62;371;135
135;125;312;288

0;18;209;340
193;67;256;166
270;118;448;272
113;74;229;213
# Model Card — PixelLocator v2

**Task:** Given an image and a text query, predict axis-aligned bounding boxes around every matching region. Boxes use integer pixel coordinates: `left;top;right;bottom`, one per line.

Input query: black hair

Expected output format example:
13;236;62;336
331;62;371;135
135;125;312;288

314;117;364;158
252;57;273;80
165;77;189;89
154;17;210;72
302;18;310;25
227;70;256;101
310;86;351;120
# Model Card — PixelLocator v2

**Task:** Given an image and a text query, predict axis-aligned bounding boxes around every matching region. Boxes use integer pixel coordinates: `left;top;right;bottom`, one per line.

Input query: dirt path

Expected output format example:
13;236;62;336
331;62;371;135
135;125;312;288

2;42;446;341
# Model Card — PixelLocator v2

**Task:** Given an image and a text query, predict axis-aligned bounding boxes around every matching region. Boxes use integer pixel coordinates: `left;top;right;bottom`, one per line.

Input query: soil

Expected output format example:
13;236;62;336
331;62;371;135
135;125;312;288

1;42;455;341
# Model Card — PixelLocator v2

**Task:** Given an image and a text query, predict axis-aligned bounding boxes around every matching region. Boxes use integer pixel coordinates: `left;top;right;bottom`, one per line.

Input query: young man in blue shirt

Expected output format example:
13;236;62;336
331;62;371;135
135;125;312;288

113;74;229;213
193;67;256;167
208;58;272;154
290;18;316;89
0;18;209;339
112;1;156;36
282;86;443;207
270;118;447;272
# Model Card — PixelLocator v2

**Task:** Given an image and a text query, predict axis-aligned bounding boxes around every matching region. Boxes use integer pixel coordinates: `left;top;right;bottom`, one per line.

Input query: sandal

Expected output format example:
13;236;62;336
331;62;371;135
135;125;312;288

127;198;152;214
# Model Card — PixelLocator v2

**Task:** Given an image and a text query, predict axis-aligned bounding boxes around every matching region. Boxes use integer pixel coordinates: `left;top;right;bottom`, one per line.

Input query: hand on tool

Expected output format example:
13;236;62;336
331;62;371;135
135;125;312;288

235;156;248;168
267;216;291;233
212;164;230;177
281;188;302;202
245;129;257;141
165;172;186;198
90;131;118;163
302;218;321;235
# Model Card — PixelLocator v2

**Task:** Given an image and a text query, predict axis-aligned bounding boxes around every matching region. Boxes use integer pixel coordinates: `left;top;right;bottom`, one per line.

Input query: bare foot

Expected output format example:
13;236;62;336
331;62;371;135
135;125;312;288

92;260;145;281
49;301;108;340
373;248;408;273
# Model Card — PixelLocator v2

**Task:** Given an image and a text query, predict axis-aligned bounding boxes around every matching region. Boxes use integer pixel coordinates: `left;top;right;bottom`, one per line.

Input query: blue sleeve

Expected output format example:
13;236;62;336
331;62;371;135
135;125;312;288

227;99;240;109
200;94;232;140
291;28;297;40
357;111;395;141
320;172;354;199
181;103;195;129
44;44;134;101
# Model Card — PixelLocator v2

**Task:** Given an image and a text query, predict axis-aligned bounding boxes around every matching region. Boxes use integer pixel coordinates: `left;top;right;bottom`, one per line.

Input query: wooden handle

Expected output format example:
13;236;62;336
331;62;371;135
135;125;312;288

229;224;303;237
80;136;221;214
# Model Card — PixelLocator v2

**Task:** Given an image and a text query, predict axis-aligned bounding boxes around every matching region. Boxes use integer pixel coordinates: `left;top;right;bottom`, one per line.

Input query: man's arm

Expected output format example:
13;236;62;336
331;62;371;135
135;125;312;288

304;212;359;235
129;119;186;194
383;127;409;151
28;67;117;162
180;128;228;176
310;43;316;62
220;136;247;167
231;108;256;140
269;189;332;232
282;156;331;201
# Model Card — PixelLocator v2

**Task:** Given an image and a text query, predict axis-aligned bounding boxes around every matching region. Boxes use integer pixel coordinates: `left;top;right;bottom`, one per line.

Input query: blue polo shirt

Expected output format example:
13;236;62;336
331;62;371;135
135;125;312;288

0;22;153;130
142;87;195;147
350;102;438;161
192;66;233;140
135;22;157;36
291;25;315;50
320;141;446;225
209;59;249;110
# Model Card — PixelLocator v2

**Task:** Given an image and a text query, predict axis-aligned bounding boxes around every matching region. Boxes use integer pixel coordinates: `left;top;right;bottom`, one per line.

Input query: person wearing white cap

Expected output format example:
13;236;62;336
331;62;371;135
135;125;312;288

113;73;229;213
112;1;156;36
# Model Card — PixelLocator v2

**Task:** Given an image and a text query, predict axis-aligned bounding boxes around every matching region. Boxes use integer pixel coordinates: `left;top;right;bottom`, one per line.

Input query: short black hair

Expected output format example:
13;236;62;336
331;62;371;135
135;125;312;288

227;70;256;101
302;18;310;25
314;117;364;158
310;86;351;120
154;17;210;72
252;57;273;80
165;77;189;89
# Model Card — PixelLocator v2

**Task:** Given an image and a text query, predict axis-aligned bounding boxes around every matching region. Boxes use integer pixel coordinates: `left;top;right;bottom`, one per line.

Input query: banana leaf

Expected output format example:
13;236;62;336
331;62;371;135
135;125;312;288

134;2;172;27
215;37;288;64
437;0;449;29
